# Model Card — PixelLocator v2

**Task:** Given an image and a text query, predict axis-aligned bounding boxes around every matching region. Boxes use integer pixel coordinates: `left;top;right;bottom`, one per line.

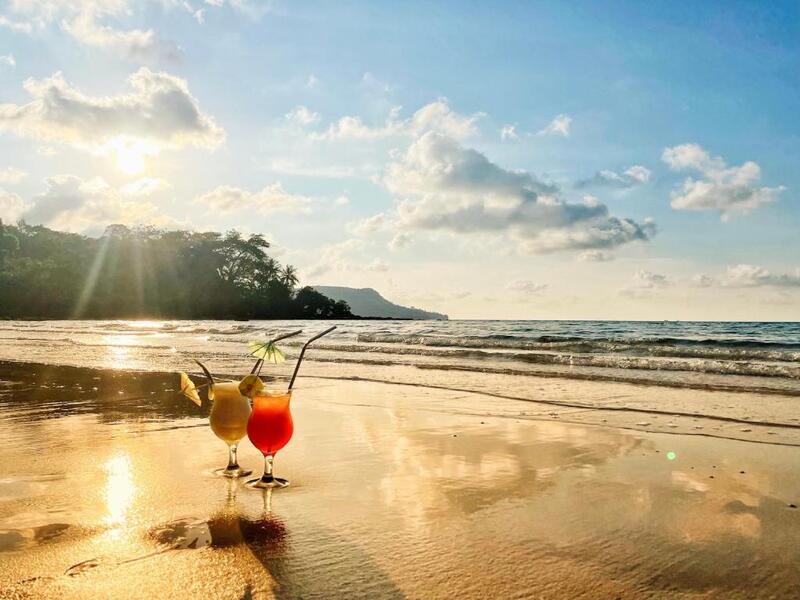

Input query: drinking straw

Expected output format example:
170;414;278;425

250;329;304;375
288;325;337;390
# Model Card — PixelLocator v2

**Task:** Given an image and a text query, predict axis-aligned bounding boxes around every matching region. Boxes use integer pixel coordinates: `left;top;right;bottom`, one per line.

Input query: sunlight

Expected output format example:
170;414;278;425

103;453;135;534
99;136;160;175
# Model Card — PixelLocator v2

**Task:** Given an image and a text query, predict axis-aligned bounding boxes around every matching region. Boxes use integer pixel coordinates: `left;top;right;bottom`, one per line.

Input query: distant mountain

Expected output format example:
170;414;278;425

313;286;448;320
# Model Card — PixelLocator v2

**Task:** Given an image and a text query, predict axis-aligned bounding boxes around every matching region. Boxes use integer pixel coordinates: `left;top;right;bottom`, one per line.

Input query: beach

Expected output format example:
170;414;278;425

1;346;799;599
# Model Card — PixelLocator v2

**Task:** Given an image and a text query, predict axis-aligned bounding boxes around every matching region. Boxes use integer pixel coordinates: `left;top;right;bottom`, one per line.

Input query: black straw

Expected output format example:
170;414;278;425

288;326;337;390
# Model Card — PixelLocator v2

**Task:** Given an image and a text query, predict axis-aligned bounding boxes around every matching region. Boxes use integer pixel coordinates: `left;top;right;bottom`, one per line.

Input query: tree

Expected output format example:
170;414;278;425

0;219;20;269
0;223;353;320
280;264;299;289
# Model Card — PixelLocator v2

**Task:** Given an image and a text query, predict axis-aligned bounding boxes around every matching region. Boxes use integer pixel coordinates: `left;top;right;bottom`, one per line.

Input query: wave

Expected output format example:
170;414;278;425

307;356;800;397
356;333;800;362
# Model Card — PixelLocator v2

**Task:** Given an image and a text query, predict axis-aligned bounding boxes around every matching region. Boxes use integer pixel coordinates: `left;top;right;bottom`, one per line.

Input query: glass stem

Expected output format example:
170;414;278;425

226;443;239;471
261;454;275;483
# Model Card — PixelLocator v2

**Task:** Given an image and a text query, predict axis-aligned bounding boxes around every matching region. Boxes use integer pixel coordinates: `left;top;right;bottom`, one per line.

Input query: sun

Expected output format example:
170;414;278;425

116;145;146;174
101;136;159;175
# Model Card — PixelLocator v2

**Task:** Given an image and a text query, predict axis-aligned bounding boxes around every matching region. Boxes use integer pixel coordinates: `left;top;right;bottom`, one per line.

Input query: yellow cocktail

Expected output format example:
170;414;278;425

209;381;252;478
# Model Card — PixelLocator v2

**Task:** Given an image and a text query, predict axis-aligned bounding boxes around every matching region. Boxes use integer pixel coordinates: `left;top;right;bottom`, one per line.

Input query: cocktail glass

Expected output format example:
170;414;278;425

246;390;294;488
209;381;253;478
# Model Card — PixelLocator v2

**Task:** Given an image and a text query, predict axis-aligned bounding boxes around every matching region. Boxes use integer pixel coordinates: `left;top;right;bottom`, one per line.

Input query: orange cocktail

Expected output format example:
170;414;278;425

246;390;294;488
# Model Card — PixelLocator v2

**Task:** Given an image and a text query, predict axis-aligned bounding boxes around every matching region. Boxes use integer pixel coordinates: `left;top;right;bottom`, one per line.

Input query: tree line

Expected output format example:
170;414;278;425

0;220;353;320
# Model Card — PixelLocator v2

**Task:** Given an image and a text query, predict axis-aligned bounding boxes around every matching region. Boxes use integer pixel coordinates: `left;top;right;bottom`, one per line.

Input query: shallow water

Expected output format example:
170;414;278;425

1;363;799;599
1;319;799;396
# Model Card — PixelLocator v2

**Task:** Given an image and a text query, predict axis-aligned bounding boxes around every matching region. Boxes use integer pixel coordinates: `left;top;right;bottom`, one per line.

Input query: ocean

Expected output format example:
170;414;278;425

0;319;798;396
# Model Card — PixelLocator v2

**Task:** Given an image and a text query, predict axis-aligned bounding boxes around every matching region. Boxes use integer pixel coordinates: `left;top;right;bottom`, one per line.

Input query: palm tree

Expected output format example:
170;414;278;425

280;264;299;289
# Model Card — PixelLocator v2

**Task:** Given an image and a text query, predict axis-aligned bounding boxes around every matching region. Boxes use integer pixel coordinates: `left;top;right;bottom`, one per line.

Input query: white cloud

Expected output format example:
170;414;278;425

0;189;25;221
365;258;389;272
662;143;784;219
385;132;656;254
120;177;170;197
62;13;179;61
691;274;715;288
578;249;613;262
722;264;800;288
575;165;651;189
0;69;224;161
4;0;179;60
333;195;350;206
21;174;176;234
500;124;518;140
620;269;670;297
0;167;27;184
0;54;15;68
537;114;571;137
350;213;386;235
194;183;310;215
305;74;319;89
388;231;412;251
313;99;482;142
0;15;33;33
506;279;548;295
285;105;320;126
305;238;365;279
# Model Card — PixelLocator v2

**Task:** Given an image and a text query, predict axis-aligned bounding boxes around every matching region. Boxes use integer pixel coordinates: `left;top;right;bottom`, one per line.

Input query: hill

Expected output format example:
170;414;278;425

313;286;448;320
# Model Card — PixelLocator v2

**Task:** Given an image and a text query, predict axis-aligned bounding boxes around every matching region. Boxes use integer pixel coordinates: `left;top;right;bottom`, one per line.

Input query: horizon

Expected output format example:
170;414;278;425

1;1;799;321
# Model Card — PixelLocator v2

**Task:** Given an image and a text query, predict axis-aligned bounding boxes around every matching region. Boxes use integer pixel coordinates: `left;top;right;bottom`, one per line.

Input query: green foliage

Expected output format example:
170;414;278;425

0;222;353;320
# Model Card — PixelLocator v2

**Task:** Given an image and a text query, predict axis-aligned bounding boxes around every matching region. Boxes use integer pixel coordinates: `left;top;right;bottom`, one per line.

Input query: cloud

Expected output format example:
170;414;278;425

333;195;349;206
194;183;310;215
120;177;170;197
575;165;651;189
662;143;784;219
0;167;27;184
350;213;386;235
61;13;180;62
388;231;412;251
691;274;715;288
620;269;670;297
20;174;176;234
578;249;613;262
285;105;320;126
506;279;548;295
386;132;656;254
537;114;571;137
0;69;224;160
0;15;33;33
304;238;365;279
0;189;25;221
500;124;518;140
365;258;389;272
4;0;179;61
313;99;482;141
0;54;15;68
721;264;800;288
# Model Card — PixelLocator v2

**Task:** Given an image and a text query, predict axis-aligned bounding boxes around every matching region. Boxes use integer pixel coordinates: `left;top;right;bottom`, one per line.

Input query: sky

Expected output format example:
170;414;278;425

0;0;798;320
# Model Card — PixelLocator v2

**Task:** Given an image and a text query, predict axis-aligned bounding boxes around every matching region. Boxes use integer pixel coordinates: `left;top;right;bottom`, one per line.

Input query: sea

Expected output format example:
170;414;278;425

0;319;798;396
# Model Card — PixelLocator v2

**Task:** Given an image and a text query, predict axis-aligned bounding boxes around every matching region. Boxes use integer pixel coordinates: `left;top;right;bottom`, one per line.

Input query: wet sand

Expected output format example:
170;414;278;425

1;361;799;599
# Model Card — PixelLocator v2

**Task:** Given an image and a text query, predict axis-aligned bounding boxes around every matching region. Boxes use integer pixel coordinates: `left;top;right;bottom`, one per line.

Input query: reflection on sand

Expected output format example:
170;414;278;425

0;368;798;598
145;487;403;599
103;454;135;531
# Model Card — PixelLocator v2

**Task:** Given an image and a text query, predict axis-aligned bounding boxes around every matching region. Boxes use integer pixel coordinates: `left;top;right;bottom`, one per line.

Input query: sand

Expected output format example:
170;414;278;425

1;361;799;599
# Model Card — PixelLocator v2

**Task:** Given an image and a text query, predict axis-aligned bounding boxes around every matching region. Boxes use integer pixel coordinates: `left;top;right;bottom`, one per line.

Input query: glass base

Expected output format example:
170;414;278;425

246;476;289;489
213;466;253;478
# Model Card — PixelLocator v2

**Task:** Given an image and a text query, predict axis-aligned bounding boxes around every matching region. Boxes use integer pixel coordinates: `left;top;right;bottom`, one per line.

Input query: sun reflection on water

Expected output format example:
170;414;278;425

103;454;135;537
